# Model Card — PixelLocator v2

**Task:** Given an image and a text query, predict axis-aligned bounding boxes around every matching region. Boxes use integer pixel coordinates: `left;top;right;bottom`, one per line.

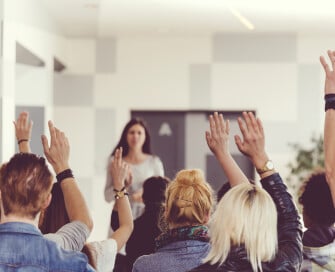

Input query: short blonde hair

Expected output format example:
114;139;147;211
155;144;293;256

165;169;213;226
204;182;278;272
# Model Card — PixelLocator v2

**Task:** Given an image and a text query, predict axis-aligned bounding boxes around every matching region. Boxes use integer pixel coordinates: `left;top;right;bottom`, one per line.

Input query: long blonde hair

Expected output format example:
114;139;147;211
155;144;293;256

204;182;278;272
165;169;213;227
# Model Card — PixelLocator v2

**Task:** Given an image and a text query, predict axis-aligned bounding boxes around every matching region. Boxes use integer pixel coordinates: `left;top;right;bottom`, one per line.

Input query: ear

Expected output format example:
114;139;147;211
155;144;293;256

203;212;210;224
41;193;52;210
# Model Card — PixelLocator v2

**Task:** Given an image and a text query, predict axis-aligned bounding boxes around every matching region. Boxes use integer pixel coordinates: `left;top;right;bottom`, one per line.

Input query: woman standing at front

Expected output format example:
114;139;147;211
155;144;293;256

105;118;164;224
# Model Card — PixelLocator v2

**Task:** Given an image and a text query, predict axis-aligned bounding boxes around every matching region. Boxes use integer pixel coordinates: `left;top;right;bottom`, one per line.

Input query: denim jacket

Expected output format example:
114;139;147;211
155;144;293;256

132;239;210;272
0;222;95;271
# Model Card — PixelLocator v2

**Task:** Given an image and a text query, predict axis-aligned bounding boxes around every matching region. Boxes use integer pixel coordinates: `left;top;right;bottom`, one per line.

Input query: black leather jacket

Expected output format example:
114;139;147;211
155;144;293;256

189;173;303;272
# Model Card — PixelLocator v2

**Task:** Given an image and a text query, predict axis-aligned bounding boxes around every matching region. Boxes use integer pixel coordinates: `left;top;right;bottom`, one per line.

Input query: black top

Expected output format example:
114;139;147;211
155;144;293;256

188;173;303;272
124;204;163;271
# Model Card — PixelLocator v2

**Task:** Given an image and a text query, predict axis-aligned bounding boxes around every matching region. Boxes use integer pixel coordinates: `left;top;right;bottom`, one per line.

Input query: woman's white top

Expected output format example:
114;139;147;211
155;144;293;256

104;155;164;219
86;239;117;272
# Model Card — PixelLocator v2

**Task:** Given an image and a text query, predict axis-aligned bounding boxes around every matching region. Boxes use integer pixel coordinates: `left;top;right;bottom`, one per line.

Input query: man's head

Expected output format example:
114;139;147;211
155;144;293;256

0;153;53;220
299;171;335;228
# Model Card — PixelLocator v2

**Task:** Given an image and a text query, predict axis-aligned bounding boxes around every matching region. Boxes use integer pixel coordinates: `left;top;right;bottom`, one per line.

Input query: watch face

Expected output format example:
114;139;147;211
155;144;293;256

266;160;274;169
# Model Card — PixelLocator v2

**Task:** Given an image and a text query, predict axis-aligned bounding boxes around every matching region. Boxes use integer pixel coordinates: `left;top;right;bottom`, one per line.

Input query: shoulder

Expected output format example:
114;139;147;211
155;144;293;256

86;239;117;271
146;155;161;162
187;262;218;272
43;239;91;271
133;253;160;268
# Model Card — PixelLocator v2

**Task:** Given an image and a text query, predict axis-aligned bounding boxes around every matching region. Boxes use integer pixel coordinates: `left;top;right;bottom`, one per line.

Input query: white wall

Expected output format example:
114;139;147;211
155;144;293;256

54;33;329;241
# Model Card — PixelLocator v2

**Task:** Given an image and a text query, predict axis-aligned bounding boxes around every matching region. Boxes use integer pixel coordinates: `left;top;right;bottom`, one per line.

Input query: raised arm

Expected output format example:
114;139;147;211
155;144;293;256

110;147;134;251
14;112;33;153
41;121;93;232
206;112;249;187
320;50;335;207
234;112;275;179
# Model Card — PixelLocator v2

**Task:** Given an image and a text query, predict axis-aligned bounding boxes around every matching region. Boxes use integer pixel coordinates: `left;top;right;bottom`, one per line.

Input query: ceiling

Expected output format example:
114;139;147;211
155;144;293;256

41;0;335;37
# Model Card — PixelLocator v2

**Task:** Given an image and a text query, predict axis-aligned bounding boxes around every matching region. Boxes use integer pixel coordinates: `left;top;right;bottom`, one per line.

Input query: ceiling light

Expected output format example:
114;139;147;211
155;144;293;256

229;7;255;30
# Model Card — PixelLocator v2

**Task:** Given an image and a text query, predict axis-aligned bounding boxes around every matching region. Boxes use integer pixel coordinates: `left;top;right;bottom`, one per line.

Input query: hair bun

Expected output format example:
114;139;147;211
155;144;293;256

175;169;205;186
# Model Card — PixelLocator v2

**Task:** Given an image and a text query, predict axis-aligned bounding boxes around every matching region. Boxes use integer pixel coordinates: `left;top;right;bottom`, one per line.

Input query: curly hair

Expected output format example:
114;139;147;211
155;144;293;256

299;171;335;226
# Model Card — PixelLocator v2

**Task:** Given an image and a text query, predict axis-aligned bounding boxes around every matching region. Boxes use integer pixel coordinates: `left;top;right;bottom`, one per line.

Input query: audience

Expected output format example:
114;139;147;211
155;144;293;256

125;176;170;271
132;169;213;272
298;50;335;272
0;119;95;271
12;51;335;271
188;112;303;272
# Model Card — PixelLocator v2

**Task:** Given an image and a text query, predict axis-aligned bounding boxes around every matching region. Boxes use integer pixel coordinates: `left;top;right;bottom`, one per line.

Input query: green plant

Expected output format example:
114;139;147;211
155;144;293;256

287;134;324;195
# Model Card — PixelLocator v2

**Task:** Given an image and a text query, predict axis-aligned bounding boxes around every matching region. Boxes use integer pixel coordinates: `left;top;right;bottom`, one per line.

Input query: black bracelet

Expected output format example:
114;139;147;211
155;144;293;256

325;101;335;111
325;94;335;101
18;139;29;145
56;169;74;184
114;190;129;200
113;186;126;193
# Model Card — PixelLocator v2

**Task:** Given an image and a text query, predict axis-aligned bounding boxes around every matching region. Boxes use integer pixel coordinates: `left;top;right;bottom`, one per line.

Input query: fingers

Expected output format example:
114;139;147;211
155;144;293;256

209;115;217;138
327;50;335;71
41;135;49;154
320;50;335;74
320;55;331;74
256;117;264;136
234;135;243;152
48;121;56;145
237;116;248;139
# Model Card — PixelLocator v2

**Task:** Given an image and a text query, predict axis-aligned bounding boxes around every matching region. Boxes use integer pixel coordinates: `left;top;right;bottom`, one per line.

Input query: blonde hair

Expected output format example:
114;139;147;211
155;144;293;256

165;169;213;227
204;182;278;272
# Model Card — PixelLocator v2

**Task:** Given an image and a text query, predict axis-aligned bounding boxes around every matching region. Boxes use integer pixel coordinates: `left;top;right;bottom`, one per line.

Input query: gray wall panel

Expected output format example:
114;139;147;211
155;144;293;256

15;106;44;156
213;33;297;62
189;64;211;108
53;74;93;106
95;109;115;175
96;38;117;73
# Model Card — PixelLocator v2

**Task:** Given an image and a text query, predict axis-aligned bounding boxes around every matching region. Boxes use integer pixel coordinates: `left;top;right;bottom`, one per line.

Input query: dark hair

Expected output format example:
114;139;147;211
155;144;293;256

39;182;70;234
0;153;53;219
299;171;335;226
217;182;231;202
142;176;170;205
111;118;152;157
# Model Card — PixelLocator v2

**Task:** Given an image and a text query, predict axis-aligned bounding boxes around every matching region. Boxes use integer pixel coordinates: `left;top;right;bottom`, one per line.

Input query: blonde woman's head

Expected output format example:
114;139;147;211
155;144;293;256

165;169;214;228
204;182;278;272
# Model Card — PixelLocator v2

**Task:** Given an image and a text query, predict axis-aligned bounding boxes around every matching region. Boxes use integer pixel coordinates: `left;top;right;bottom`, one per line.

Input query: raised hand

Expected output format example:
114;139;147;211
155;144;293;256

41;121;70;174
110;147;129;191
205;112;230;158
14;112;33;153
320;50;335;94
234;112;269;169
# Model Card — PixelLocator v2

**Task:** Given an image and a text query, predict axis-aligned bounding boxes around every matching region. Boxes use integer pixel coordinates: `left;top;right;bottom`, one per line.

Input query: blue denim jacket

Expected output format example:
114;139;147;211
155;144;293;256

132;239;210;272
0;222;95;271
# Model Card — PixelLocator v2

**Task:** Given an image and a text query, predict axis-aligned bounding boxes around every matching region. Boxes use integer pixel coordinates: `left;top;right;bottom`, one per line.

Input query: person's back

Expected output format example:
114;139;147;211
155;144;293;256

132;169;212;272
299;172;335;272
0;221;89;271
125;176;169;270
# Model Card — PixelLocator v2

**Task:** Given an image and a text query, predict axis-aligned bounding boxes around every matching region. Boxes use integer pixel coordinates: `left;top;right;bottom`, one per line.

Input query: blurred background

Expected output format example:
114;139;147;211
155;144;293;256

0;0;333;240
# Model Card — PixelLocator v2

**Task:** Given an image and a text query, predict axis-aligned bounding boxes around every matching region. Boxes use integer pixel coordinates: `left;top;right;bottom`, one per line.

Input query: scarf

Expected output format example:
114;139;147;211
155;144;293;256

155;225;209;250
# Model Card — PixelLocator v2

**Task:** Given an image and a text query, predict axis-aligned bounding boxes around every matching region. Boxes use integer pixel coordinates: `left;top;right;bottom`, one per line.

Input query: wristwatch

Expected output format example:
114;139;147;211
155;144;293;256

114;190;129;200
256;160;274;174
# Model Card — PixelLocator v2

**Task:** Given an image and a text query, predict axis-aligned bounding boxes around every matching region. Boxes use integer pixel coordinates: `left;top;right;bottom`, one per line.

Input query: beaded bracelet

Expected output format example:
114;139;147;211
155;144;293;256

56;169;74;184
